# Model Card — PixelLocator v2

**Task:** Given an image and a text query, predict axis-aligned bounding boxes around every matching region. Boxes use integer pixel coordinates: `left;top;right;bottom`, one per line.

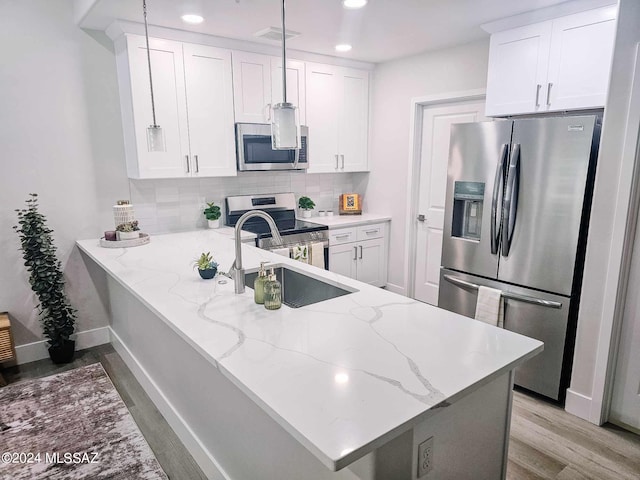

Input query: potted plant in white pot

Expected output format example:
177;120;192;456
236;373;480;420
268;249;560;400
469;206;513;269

298;196;315;218
193;252;219;279
204;202;221;228
14;194;76;364
116;220;140;240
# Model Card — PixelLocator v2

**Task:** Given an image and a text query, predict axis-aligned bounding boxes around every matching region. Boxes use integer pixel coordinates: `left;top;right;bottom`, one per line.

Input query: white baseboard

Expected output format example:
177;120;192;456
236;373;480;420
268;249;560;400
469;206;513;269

15;326;111;365
109;328;228;480
564;388;592;421
385;282;407;296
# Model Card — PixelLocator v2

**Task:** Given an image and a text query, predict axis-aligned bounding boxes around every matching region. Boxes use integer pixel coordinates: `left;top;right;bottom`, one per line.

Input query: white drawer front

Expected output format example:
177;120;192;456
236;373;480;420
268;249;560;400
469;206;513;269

329;227;357;245
357;223;384;241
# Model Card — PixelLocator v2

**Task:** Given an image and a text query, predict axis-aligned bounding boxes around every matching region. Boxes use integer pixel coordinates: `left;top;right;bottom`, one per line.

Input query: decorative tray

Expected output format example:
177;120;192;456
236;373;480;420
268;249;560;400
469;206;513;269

99;233;151;248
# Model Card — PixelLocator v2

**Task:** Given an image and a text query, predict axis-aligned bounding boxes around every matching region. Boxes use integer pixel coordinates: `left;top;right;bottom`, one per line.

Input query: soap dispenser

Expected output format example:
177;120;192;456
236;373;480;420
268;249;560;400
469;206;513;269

264;268;282;310
254;262;268;304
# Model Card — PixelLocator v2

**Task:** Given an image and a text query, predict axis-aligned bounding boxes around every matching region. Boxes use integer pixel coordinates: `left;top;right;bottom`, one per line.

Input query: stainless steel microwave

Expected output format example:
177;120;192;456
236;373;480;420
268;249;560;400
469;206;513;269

236;123;309;171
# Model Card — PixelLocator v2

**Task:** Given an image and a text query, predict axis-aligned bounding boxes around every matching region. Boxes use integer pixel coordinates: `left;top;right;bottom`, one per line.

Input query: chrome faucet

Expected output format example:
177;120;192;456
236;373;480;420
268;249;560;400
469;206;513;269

232;211;283;294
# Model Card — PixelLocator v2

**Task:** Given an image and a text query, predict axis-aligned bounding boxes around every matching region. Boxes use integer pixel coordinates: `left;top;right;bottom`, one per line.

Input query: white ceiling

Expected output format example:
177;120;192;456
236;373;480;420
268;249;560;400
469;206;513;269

79;0;574;63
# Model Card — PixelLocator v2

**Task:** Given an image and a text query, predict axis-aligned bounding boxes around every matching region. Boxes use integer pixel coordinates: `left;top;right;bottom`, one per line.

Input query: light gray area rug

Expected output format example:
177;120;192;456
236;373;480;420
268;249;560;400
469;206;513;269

0;363;168;480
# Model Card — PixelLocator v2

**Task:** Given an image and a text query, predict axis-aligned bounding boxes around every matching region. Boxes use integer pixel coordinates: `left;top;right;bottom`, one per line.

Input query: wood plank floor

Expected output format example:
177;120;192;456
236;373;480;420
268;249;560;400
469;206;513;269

3;345;640;479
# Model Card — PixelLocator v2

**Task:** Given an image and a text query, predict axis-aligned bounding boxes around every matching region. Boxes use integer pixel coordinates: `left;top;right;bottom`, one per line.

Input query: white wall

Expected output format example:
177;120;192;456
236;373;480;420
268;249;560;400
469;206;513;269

566;0;640;423
0;0;129;347
367;40;490;294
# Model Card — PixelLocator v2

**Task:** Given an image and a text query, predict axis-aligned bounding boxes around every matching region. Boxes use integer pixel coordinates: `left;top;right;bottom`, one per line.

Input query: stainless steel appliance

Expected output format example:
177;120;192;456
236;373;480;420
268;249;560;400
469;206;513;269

225;193;329;269
236;123;309;171
438;115;601;402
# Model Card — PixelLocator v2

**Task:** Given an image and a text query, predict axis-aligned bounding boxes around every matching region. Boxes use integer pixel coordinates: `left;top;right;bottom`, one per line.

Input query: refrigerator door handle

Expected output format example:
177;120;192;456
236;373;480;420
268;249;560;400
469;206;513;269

501;143;521;257
442;274;562;309
491;144;509;255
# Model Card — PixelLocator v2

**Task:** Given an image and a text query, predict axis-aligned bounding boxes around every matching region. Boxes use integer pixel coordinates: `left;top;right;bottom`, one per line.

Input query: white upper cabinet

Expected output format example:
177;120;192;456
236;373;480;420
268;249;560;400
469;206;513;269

115;35;236;178
485;6;616;117
306;63;370;173
232;52;307;125
232;51;272;124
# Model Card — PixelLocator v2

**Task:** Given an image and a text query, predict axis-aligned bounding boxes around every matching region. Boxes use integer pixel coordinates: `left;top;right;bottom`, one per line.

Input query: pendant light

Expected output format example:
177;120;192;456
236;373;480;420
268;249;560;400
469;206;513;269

143;0;165;152
271;0;300;150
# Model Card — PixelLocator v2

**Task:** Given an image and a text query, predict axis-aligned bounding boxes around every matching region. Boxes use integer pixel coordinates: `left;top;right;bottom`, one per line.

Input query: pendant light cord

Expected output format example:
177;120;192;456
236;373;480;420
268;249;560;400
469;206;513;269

281;0;287;103
143;0;158;127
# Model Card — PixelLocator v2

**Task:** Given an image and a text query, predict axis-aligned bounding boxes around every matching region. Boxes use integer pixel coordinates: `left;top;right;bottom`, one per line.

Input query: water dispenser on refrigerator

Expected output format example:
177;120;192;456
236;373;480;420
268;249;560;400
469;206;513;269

451;181;484;241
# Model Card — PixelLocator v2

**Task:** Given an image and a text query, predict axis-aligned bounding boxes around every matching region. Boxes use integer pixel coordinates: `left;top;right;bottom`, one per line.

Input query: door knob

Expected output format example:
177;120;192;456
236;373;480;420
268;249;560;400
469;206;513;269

417;214;426;222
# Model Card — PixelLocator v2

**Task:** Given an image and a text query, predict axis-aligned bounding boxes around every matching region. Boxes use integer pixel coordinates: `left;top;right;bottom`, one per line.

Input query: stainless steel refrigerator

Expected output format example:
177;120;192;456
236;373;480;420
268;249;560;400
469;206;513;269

437;115;601;402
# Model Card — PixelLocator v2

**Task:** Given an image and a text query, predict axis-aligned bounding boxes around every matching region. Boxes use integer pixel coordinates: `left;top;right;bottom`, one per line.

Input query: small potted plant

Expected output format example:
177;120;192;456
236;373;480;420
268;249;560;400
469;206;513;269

14;194;76;364
193;252;219;279
116;220;140;240
298;196;315;218
204;202;222;229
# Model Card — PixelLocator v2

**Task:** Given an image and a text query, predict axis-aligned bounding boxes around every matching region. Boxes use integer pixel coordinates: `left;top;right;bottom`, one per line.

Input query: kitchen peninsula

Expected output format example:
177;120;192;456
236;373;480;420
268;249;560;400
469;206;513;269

77;230;542;480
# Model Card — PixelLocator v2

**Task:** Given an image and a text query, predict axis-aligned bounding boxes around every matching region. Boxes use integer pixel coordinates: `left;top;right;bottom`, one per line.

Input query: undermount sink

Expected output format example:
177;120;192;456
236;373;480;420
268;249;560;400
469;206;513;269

245;265;355;308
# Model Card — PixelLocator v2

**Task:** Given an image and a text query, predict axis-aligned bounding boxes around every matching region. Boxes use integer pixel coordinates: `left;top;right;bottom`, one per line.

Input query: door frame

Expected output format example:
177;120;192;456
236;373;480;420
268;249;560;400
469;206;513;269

403;89;486;299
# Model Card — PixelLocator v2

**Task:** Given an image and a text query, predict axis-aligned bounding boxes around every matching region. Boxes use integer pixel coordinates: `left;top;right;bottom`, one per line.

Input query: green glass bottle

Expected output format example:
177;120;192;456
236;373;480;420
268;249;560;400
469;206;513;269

264;268;282;310
254;262;268;304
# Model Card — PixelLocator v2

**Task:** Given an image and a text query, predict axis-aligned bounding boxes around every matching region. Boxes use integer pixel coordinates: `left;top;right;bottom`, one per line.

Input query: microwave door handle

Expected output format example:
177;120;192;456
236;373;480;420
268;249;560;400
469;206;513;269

491;144;508;255
501;143;520;257
293;147;300;169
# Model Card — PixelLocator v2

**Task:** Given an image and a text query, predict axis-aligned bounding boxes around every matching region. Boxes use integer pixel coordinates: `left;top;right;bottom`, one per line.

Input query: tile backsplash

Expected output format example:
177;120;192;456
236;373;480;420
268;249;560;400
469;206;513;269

128;171;368;234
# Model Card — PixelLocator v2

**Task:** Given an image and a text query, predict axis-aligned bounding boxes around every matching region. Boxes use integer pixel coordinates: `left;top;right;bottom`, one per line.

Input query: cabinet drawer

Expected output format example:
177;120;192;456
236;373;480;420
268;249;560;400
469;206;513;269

329;228;357;245
357;223;385;241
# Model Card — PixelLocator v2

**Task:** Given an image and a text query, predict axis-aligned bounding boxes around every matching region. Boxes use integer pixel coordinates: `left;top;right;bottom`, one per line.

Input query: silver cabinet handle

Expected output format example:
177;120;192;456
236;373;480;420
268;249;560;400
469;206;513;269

546;83;553;106
359;245;363;259
185;155;190;173
341;154;345;169
364;229;378;234
535;84;541;107
353;246;357;260
336;234;350;239
443;274;562;309
265;103;272;122
195;155;199;173
335;154;339;169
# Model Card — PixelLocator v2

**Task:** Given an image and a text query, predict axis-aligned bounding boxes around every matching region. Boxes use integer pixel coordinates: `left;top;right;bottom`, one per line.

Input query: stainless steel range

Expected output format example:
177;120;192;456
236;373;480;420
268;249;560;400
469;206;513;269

225;193;329;269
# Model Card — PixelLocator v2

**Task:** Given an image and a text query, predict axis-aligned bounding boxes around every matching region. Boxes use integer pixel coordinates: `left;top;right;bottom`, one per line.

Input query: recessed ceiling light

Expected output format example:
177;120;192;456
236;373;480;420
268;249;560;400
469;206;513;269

181;14;204;24
343;0;367;9
335;44;353;52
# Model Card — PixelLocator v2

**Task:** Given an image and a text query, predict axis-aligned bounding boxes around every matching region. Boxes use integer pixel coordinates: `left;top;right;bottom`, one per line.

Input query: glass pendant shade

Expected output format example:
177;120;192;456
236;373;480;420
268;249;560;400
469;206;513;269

271;103;299;150
147;125;165;152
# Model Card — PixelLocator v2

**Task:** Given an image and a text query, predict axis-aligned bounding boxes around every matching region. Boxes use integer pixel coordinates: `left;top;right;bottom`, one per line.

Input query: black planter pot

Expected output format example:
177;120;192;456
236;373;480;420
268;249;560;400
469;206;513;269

48;340;76;364
198;267;217;280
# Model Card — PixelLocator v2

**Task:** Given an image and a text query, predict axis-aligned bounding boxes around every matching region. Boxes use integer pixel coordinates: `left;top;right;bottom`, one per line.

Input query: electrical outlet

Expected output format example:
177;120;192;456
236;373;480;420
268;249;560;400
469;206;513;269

417;436;434;478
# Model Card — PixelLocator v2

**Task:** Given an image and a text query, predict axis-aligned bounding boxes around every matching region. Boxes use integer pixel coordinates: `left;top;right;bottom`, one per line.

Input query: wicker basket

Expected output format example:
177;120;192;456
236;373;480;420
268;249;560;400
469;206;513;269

0;313;16;364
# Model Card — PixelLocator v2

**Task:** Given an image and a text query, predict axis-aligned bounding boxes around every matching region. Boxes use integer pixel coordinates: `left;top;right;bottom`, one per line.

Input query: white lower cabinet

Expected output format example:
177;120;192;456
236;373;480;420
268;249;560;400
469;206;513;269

328;223;388;287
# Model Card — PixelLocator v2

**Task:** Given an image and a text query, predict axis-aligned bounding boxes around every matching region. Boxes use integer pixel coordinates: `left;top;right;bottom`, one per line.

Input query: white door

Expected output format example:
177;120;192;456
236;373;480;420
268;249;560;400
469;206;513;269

232;51;271;123
127;36;190;178
339;68;369;172
183;44;236;177
271;58;306;125
485;22;552;116
413;100;488;305
306;63;340;173
328;243;357;279
546;6;616;111
357;238;385;287
609;205;640;431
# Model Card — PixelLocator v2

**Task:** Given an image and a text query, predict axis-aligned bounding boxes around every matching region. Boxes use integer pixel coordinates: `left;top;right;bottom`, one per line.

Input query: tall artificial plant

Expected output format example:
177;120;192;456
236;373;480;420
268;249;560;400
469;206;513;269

14;194;76;352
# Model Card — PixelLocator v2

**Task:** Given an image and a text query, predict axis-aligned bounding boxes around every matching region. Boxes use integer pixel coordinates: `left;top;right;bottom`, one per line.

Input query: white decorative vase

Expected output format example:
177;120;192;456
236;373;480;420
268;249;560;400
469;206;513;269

117;231;139;241
208;219;220;229
302;210;312;219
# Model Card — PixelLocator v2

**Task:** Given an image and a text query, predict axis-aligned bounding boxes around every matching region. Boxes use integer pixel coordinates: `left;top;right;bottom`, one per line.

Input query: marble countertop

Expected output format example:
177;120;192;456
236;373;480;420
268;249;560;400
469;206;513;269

303;213;392;229
77;230;542;471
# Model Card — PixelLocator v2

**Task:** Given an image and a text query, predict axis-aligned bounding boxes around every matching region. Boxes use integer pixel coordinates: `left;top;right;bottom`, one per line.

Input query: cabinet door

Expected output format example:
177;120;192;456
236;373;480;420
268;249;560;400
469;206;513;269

126;35;190;178
485;22;552;116
306;62;341;173
232;51;271;123
183;44;237;177
546;6;616;111
357;237;386;287
271;58;306;125
339;68;369;172
328;243;357;279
